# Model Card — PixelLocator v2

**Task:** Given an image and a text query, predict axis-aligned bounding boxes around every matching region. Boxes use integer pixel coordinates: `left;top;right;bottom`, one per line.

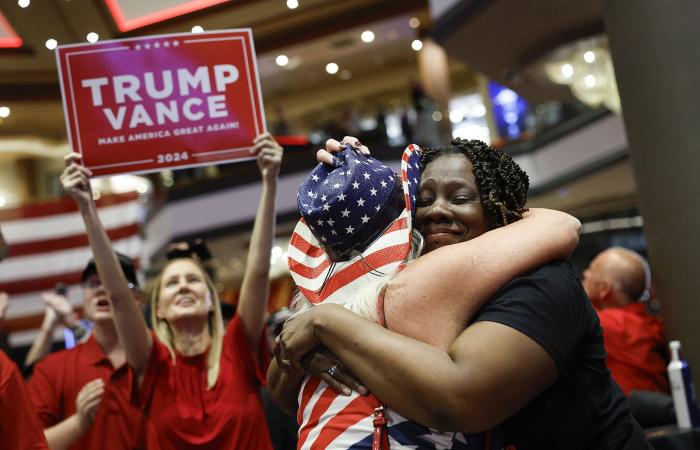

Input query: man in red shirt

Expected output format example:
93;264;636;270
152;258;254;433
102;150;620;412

582;247;669;395
1;350;48;450
27;254;145;450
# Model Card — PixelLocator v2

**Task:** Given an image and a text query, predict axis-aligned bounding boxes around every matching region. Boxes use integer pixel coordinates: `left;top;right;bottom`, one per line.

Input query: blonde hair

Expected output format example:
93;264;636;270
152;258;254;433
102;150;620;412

150;258;224;389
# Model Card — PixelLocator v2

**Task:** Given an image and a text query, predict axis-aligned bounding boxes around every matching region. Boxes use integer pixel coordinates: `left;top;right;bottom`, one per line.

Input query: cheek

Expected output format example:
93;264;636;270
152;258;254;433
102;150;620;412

458;205;487;233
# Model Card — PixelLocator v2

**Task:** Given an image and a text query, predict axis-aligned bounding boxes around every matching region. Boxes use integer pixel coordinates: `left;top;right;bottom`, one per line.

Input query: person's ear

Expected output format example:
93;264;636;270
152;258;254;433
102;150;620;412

204;291;213;311
155;301;166;320
600;283;613;302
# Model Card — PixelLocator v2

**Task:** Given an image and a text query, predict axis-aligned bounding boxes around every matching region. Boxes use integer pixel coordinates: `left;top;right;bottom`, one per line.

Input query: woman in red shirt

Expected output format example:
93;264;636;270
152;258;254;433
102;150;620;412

60;133;282;449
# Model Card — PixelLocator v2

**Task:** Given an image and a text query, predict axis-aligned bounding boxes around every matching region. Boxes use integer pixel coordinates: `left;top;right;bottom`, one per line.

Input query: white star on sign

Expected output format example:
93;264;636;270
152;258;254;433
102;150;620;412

317;219;323;226
380;180;388;188
312;174;320;181
321;235;327;242
363;172;371;179
357;198;365;207
331;229;337;235
321;194;327;201
338;193;346;201
322;203;330;211
307;190;315;198
327;219;335;226
361;215;370;223
341;208;350;217
369;188;377;196
345;225;355;234
352;181;360;189
375;205;381;212
333;183;341;189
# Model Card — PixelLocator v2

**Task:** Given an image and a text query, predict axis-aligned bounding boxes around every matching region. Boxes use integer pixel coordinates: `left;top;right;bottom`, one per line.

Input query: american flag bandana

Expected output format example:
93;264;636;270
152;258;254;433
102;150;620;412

288;144;421;304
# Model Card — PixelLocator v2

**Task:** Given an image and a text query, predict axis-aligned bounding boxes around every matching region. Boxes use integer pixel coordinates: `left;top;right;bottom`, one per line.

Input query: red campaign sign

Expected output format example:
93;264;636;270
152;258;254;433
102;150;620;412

55;29;266;177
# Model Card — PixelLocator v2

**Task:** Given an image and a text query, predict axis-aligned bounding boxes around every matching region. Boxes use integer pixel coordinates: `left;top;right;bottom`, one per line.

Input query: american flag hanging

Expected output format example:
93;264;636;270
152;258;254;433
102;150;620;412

0;192;143;347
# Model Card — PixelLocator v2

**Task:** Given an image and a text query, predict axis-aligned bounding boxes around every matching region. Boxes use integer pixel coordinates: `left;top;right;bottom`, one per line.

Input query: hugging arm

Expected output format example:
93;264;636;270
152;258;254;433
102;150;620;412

59;154;152;378
278;302;558;433
385;207;580;350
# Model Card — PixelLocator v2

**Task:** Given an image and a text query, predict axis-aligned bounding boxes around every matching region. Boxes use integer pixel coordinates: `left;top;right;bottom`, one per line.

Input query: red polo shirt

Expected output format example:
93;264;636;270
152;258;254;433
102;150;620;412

597;302;669;395
27;335;145;450
0;350;48;450
139;314;273;450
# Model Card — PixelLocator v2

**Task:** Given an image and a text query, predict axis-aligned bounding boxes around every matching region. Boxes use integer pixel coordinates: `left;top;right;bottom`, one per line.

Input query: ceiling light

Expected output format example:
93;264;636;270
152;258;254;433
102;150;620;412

275;54;289;66
432;111;443;122
0;106;9;118
86;32;99;43
18;0;30;8
45;39;58;50
191;25;204;33
584;50;596;63
409;18;420;29
449;110;463;123
325;62;338;75
411;39;423;51
0;196;5;208
287;0;299;9
544;36;620;113
361;30;374;43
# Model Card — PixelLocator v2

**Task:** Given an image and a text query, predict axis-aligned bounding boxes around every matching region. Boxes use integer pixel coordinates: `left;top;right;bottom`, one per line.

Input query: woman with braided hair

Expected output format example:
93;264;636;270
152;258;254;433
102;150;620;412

273;137;651;449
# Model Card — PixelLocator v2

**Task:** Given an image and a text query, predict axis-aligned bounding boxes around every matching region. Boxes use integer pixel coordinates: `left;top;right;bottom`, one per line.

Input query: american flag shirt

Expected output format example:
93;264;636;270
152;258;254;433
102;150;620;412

296;375;502;450
290;147;503;449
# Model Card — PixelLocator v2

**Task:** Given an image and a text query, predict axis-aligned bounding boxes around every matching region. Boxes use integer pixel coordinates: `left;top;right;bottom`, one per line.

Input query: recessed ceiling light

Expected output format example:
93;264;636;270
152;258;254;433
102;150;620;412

0;106;9;118
191;25;204;33
584;50;596;63
18;0;30;8
325;62;338;75
86;32;99;43
275;54;289;66
361;30;374;43
411;39;423;51
287;0;299;9
45;39;58;50
409;18;420;29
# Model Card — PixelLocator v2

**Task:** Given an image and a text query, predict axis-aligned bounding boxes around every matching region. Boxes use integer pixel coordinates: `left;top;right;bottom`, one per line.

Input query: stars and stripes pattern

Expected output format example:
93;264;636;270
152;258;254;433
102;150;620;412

297;376;500;450
288;145;421;305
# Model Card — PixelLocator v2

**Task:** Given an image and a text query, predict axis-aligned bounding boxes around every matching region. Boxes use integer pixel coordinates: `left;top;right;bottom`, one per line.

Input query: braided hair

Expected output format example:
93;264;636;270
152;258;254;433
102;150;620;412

419;138;529;230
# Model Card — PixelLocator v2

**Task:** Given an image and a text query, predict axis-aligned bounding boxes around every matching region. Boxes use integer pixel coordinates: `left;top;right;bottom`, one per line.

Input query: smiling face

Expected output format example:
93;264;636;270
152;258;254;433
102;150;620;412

156;259;212;323
416;154;488;253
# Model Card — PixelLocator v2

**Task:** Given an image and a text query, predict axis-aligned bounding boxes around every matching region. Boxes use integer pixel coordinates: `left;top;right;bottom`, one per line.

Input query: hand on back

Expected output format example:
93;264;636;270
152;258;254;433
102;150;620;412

316;136;370;166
